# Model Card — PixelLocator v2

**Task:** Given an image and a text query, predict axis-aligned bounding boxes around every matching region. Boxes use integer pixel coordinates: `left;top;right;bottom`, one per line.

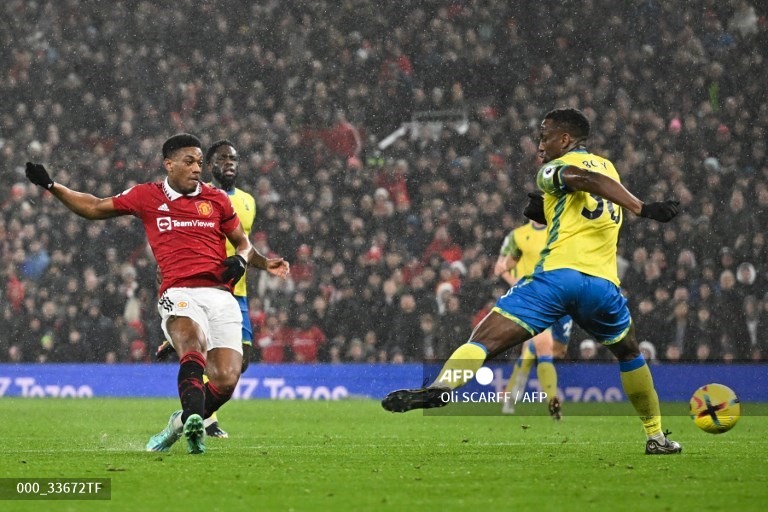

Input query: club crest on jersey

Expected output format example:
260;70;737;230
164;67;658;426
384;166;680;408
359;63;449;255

196;201;213;217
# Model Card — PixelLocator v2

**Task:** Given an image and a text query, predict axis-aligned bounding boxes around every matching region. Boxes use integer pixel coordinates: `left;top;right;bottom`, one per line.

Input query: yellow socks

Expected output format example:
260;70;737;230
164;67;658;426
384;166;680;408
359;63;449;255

505;341;536;395
432;342;488;389
620;355;662;439
536;356;557;404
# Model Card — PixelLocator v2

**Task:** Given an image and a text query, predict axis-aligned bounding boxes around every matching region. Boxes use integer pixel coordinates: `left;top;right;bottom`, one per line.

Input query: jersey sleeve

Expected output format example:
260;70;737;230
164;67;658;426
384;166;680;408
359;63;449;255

499;231;514;257
536;159;569;197
509;231;523;259
499;230;522;259
111;185;145;216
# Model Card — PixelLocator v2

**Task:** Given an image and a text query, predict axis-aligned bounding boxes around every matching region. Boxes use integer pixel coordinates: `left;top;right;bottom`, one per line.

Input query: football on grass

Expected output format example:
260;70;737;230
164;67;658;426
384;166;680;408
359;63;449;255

689;383;740;434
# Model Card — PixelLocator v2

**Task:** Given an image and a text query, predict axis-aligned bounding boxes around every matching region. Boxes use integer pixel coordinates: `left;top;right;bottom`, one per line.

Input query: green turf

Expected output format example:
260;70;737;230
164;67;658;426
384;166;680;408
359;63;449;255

1;399;767;512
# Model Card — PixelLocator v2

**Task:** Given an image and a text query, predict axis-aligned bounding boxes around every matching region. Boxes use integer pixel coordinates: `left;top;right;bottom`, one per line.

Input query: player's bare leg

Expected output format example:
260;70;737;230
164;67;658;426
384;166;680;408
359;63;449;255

203;347;242;429
552;340;568;359
202;378;228;438
382;311;532;412
146;316;207;454
156;341;230;438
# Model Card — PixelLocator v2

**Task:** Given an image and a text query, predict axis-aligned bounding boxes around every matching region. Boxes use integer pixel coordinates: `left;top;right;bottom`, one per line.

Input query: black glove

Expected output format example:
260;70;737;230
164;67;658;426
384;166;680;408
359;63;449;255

639;199;680;223
523;192;547;225
221;255;247;285
241;343;253;373
155;341;176;361
25;162;55;190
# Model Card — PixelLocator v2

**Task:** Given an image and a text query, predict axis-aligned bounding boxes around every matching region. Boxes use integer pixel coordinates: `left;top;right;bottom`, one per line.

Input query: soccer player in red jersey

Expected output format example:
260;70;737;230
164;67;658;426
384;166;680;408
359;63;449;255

24;134;290;454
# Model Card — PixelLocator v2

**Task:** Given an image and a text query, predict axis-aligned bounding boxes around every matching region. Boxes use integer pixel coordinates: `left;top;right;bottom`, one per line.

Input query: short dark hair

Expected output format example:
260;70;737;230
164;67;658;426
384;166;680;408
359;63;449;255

162;133;202;159
544;108;590;140
205;139;236;164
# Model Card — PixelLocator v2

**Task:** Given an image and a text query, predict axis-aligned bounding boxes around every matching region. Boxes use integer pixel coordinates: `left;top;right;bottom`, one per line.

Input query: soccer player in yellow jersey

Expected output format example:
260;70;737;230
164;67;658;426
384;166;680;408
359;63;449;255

204;140;257;438
383;108;682;454
494;220;572;419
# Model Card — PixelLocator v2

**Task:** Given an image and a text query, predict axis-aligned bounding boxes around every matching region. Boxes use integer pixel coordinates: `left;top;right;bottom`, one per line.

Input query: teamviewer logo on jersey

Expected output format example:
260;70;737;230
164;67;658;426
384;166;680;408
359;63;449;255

157;217;172;232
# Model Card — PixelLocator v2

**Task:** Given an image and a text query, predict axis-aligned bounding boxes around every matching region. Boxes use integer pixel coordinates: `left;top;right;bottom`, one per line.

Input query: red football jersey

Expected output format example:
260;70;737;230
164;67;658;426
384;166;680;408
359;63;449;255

112;180;241;295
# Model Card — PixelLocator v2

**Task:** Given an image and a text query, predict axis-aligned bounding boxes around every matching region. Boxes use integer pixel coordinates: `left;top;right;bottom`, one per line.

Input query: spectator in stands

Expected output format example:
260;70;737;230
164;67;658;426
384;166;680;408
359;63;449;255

20;240;50;280
79;301;119;363
665;301;692;357
256;313;291;364
7;345;24;363
578;339;599;361
327;278;366;340
688;306;719;360
741;295;762;360
127;340;150;363
422;225;462;264
663;344;683;362
386;293;422;361
694;343;717;363
57;329;88;363
716;269;749;359
638;341;659;365
735;262;760;300
419;313;438;361
633;297;663;344
290;310;327;363
435;295;472;360
345;338;368;363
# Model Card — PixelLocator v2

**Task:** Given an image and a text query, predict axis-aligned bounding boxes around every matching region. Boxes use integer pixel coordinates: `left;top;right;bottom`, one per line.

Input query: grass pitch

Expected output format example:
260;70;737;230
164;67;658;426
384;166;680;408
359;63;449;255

1;399;767;512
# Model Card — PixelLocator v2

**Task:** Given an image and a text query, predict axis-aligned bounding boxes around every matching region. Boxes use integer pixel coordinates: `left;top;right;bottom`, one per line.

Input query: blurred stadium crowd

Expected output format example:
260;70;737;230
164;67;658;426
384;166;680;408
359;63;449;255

1;0;767;364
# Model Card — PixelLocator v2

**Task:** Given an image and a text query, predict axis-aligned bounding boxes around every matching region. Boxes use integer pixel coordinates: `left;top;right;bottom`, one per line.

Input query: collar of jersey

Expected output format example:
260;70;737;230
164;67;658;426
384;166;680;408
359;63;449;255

566;147;588;154
163;178;201;200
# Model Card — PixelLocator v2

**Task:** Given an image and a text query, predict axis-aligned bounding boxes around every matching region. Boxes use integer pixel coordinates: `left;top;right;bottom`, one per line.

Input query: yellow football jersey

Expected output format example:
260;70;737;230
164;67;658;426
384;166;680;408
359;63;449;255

535;148;622;285
499;222;548;280
220;187;256;296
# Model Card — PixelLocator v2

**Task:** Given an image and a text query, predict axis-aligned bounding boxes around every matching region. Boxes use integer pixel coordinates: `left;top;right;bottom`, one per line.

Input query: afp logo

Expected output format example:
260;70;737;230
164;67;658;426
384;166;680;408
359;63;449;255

157;217;172;232
437;367;495;386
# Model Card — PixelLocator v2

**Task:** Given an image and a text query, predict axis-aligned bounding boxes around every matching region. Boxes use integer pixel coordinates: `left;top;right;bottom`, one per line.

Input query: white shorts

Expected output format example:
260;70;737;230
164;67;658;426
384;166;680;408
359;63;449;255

157;287;243;355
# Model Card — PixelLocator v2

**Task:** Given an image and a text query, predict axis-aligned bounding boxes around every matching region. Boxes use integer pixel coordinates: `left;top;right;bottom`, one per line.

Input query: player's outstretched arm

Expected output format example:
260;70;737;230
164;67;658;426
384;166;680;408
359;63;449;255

245;246;290;278
263;256;290;278
247;243;291;279
560;166;679;222
25;162;120;220
225;225;290;279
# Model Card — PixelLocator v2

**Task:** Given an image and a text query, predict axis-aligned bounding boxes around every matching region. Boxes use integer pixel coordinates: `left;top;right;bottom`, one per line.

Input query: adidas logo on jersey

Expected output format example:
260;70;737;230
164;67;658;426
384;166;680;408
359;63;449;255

158;203;170;212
